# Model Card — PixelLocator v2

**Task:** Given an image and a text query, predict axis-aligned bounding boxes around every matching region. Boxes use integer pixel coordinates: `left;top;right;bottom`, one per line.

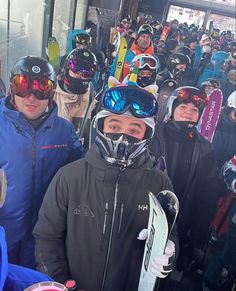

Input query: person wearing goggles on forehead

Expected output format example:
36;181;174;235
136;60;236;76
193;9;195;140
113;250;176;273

150;86;220;288
110;23;156;82
33;80;178;291
54;48;97;146
0;56;84;269
124;54;160;90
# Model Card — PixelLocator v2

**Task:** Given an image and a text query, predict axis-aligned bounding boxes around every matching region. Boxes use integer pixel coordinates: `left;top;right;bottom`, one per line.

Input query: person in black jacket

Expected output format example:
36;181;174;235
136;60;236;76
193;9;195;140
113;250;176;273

150;86;220;286
33;83;178;291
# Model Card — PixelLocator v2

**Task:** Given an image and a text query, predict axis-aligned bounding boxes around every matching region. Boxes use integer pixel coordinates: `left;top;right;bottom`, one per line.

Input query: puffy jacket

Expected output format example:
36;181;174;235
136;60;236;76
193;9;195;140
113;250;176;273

0;97;84;247
33;145;177;291
0;226;52;291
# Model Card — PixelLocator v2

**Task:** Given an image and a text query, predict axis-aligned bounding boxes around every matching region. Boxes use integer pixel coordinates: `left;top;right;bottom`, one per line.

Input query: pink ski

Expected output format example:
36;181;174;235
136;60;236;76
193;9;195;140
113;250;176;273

199;89;223;142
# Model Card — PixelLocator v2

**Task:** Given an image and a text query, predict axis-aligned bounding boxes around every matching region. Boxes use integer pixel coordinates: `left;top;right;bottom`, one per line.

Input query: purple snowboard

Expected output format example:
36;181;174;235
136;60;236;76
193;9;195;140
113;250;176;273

199;89;223;142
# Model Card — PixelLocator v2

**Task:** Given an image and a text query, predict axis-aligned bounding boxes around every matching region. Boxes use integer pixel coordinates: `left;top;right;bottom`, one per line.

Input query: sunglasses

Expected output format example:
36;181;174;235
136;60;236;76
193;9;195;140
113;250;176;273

132;56;157;70
67;58;95;79
11;74;54;100
102;86;158;118
177;87;209;108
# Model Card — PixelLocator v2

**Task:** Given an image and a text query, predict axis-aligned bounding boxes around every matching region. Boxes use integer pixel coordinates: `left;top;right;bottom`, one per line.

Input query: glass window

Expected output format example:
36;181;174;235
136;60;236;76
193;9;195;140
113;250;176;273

0;0;45;89
207;14;236;35
52;0;74;56
0;0;8;88
167;5;206;27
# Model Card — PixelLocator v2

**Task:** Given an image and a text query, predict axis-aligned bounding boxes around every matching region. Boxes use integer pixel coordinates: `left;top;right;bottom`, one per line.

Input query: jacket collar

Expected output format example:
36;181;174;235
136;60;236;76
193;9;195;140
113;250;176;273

86;144;156;185
130;41;154;55
0;96;58;132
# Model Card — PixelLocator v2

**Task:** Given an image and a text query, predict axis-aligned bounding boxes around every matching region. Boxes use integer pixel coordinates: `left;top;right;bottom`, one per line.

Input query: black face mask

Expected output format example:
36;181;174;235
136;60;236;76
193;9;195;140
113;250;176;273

174;121;196;134
105;133;141;144
64;75;89;94
137;75;156;87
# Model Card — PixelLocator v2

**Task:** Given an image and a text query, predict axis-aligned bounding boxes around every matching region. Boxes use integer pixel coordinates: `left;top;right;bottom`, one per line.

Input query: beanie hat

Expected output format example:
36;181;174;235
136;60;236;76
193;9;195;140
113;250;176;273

166;39;179;51
137;24;153;40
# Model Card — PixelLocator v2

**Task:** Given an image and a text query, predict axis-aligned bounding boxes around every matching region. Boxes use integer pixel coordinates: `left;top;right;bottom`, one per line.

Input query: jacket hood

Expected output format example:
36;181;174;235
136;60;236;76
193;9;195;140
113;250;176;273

85;144;156;184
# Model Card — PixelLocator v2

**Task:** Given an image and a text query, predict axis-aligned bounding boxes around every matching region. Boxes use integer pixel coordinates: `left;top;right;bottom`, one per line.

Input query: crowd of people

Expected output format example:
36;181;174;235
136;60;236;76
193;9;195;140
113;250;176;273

0;12;235;291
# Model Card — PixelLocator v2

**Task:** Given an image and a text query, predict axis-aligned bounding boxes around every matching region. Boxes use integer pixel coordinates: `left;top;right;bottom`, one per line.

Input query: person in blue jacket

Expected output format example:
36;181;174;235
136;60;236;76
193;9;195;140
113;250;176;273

0;56;84;270
0;225;53;291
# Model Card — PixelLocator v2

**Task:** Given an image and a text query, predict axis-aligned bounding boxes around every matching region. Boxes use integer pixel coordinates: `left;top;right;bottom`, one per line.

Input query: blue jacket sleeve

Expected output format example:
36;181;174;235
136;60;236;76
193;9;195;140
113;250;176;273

4;264;53;291
68;127;85;162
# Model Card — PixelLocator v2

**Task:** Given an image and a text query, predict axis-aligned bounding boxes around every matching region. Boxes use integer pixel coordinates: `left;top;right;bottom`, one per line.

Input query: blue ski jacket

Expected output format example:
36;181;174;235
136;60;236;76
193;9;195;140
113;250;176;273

0;97;84;248
0;226;52;291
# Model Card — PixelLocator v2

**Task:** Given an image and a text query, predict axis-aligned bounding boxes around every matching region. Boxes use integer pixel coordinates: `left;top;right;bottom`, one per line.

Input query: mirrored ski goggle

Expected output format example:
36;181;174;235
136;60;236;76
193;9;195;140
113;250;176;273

177;87;208;108
67;58;95;79
132;56;157;70
103;86;158;118
11;74;54;100
138;24;154;35
73;34;90;45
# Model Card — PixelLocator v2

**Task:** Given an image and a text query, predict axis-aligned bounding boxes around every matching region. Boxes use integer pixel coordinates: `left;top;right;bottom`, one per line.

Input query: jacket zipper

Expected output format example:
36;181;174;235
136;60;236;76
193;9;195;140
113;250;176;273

29;130;36;229
100;167;125;291
118;203;124;234
103;202;109;234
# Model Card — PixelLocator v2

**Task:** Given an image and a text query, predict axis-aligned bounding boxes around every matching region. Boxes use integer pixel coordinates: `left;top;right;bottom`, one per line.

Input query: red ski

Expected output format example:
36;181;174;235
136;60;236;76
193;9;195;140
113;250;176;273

158;25;170;43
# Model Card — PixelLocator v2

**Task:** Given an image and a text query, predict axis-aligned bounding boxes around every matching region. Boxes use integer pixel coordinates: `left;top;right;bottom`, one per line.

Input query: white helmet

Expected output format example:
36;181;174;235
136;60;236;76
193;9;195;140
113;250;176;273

227;91;236;108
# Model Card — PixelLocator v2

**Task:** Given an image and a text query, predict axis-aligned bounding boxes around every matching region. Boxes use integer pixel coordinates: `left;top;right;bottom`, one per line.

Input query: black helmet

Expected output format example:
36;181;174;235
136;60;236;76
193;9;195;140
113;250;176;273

176;46;192;64
151;21;163;34
72;30;91;49
62;48;97;94
167;53;191;70
10;56;57;87
176;46;192;57
137;24;153;39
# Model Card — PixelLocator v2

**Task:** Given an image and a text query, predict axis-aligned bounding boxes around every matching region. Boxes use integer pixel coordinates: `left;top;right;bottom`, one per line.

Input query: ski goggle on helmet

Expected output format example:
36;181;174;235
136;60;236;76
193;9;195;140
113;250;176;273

102;85;158;118
67;58;96;79
165;86;208;120
11;74;54;100
137;24;154;36
73;33;91;46
131;54;159;71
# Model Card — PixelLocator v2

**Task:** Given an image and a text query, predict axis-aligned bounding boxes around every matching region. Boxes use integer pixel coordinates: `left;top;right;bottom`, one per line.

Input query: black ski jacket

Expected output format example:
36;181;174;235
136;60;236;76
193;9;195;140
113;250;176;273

33;145;176;291
150;122;219;249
